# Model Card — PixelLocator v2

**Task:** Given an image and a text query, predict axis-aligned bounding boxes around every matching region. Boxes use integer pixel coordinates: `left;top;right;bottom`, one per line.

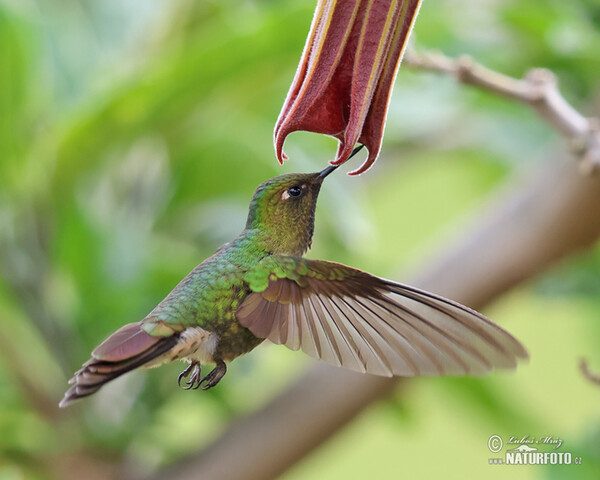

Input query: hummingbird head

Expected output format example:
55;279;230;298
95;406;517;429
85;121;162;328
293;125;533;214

245;165;338;255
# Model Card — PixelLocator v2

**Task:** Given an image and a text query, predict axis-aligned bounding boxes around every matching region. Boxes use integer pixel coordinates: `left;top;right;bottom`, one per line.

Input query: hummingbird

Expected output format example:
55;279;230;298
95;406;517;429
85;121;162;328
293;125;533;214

60;148;528;407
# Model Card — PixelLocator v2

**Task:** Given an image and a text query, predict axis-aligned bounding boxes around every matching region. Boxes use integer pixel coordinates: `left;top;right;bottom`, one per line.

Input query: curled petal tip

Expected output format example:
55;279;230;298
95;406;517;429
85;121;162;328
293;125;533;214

276;153;287;165
347;149;377;175
347;166;365;176
333;142;354;166
274;130;290;164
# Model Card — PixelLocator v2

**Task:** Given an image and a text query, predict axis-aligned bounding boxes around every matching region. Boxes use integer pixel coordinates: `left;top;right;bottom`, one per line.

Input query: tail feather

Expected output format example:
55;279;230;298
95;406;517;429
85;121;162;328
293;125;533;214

60;322;178;408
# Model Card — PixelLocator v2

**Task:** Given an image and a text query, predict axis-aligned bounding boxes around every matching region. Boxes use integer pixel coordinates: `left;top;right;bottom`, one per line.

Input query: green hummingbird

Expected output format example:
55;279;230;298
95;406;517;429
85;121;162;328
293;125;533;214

60;151;528;408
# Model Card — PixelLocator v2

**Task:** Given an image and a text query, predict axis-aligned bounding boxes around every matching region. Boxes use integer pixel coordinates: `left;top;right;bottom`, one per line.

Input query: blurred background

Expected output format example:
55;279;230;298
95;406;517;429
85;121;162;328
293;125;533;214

0;0;599;478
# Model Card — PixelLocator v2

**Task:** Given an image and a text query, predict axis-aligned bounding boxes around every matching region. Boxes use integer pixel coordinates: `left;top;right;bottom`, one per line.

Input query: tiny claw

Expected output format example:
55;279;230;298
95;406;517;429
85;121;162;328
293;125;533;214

177;364;193;388
199;360;227;390
189;373;203;390
178;362;201;390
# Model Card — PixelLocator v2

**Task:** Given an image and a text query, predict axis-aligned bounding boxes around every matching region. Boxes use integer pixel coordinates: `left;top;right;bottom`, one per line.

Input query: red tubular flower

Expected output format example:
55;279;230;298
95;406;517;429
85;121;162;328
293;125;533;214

274;0;422;174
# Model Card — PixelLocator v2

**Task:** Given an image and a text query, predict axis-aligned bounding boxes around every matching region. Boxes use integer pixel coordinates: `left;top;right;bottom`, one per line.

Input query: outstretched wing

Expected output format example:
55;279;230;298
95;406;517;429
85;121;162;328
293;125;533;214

237;257;528;377
60;322;178;407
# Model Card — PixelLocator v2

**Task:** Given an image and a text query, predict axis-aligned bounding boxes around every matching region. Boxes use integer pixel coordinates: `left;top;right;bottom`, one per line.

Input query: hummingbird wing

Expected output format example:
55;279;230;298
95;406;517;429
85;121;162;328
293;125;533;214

59;322;178;407
237;257;528;377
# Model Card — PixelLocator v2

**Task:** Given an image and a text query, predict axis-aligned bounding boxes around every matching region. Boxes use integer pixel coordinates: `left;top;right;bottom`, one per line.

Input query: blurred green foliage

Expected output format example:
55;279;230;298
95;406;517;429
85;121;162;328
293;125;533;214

0;0;598;479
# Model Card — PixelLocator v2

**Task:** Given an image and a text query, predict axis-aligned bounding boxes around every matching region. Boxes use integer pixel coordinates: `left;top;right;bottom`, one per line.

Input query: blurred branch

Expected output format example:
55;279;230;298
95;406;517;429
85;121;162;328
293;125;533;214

150;365;397;480
403;50;600;174
579;358;600;387
149;152;600;479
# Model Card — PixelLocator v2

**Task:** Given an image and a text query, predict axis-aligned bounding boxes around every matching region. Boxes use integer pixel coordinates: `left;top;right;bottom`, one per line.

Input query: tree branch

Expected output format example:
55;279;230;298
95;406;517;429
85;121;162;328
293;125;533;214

403;50;600;174
151;365;397;480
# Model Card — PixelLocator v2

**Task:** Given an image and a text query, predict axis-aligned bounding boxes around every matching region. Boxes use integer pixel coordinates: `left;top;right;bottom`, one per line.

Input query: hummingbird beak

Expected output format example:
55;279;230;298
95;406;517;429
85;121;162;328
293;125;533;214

317;164;338;180
317;145;365;181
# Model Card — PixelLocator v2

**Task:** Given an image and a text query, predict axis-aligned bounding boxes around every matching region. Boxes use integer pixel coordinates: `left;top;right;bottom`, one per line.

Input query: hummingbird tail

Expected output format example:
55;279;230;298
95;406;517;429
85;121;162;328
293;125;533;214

59;322;178;408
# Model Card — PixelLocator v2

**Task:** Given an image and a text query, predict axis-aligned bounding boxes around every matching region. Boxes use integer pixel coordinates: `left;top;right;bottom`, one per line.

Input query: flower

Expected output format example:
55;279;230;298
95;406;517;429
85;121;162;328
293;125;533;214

274;0;422;174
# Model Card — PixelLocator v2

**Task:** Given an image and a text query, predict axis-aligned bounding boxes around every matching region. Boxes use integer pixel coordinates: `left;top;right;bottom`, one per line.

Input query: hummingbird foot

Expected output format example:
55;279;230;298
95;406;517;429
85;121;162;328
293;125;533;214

177;361;203;390
199;360;227;390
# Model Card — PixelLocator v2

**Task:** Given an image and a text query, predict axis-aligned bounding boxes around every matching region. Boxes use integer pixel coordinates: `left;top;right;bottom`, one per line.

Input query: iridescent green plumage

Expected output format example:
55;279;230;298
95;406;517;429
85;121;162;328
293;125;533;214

60;162;527;408
139;172;326;358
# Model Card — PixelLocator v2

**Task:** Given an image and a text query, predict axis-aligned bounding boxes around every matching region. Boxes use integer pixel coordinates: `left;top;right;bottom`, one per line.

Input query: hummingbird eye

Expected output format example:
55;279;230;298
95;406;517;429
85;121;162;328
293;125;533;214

287;185;303;197
280;183;307;201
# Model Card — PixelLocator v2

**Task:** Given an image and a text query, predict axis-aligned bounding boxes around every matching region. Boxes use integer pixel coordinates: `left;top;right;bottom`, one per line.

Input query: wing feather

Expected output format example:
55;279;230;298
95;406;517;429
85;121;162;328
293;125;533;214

318;294;366;373
60;322;178;407
352;294;443;375
300;298;322;358
309;295;343;367
287;300;301;351
372;294;475;374
237;258;528;377
338;296;398;375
